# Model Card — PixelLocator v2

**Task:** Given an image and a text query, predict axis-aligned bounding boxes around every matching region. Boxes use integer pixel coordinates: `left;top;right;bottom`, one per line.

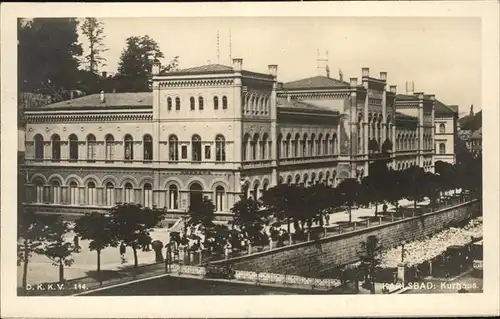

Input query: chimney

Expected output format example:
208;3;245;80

325;65;330;78
380;72;387;81
350;77;358;87
389;85;397;94
100;90;105;103
405;81;415;95
362;67;369;78
101;71;107;78
152;59;161;75
268;64;278;77
339;69;343;82
232;58;243;72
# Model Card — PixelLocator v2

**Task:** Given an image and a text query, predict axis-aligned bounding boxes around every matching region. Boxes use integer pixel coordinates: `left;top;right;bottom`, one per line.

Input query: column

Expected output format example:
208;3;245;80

96;187;104;206
61;186;68;204
116;187;123;204
61;141;68;161
233;73;243;163
269;65;279;187
43;185;51;203
363;95;369;156
417;93;425;166
79;187;86;205
43;141;51;161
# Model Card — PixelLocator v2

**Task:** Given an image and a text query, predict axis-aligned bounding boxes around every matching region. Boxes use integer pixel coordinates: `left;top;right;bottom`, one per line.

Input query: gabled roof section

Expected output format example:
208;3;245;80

282;75;350;90
435;100;458;115
27;93;153;110
168;64;234;75
277;97;338;115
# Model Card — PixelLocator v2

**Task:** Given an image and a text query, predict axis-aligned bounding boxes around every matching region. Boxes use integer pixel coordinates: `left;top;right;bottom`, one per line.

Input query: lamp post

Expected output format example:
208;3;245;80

400;240;407;263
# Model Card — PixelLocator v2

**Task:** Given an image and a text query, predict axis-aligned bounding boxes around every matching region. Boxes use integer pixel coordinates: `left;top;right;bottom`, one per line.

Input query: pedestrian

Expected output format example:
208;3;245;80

119;243;127;264
73;235;80;252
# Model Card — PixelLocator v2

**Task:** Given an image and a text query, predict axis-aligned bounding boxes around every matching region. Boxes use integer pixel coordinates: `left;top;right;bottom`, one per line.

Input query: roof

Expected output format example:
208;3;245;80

282;75;350;90
168;64;234;75
435;100;458;115
470;127;482;139
395;111;418;120
28;92;153;110
276;97;337;114
459;110;482;131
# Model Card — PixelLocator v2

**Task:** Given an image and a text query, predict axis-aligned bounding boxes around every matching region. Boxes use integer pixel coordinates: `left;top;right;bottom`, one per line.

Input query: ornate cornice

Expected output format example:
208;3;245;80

277;92;350;100
159;79;234;88
25;113;153;123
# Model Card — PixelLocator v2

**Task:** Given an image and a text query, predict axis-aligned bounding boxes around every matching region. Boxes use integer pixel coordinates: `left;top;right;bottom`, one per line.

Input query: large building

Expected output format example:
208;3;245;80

21;58;440;217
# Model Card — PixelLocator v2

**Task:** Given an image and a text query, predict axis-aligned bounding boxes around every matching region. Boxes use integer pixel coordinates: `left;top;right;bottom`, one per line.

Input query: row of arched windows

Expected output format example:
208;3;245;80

32;134;227;163
170;95;228;111
395;132;417;151
32;180;227;212
243;94;269;115
277;132;338;159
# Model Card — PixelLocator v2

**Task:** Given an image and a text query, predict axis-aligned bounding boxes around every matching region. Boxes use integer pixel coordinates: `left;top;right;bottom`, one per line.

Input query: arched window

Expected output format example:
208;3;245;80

252;183;260;199
143;183;153;208
213;96;219;110
302;134;308;157
278;176;284;185
285;134;291;158
439;123;445;134
261;133;268;159
143;135;153;161
287;176;292;185
169;135;179;161
252;134;259;160
277;134;282;159
124;135;134;160
175;97;181;110
87;182;96;206
303;174;309;185
167;97;172;111
189;182;203;208
34;134;44;160
325;171;331;186
439;143;446;154
332;134;337;154
51;134;61;161
69;181;78;205
105;182;115;206
190;97;195;110
69;134;78;161
124;183;134;203
323;134;329;155
51;181;61;204
34;179;44;203
309;134;315;156
168;184;179;209
262;181;269;194
192;135;202;162
222;96;228;109
215;135;226;162
294;134;300;157
105;134;115;161
318;134;323;155
198;96;204;110
87;134;96;161
295;175;301;184
215;185;225;211
242;134;250;161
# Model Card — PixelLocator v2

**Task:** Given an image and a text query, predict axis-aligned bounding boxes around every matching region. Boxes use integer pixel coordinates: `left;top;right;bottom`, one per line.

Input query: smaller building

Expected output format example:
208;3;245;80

434;101;459;164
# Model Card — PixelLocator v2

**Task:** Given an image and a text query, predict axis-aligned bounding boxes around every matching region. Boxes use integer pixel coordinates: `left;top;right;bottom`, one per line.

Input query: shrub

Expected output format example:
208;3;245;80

205;263;235;279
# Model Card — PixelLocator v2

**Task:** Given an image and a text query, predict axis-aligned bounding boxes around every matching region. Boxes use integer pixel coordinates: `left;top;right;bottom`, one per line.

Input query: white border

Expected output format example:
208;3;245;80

1;2;499;318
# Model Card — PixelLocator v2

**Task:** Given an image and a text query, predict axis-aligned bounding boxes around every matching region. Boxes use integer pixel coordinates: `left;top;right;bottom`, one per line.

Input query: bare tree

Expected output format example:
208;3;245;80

81;18;108;73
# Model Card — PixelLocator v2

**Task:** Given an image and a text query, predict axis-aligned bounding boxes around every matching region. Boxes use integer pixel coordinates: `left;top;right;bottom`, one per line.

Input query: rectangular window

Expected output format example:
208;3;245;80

181;145;188;159
205;145;211;159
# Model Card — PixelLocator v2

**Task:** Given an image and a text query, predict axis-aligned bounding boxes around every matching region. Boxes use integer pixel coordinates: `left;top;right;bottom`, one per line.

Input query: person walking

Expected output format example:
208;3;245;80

73;235;80;253
119;243;127;264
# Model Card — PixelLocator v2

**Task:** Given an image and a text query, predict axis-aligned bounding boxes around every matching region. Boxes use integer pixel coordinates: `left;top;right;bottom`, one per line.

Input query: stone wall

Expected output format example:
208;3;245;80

214;200;480;277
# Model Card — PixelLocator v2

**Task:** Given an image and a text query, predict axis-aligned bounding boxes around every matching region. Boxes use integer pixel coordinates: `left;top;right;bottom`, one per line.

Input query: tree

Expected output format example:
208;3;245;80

17;212;59;289
385;169;405;214
423;172;442;209
18;18;83;98
402;166;427;216
115;35;164;92
80;18;108;74
358;235;382;294
304;183;335;231
230;198;270;245
336;178;362;223
36;217;75;283
188;196;216;228
74;212;117;273
363;161;391;216
108;204;166;268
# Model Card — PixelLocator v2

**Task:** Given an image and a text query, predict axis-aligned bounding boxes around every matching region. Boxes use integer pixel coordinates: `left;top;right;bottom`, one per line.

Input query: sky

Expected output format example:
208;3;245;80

78;17;481;114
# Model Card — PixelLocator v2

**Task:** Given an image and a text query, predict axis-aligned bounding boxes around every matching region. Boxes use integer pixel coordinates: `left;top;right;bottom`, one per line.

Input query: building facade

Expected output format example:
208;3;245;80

434;101;459;164
21;58;439;217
